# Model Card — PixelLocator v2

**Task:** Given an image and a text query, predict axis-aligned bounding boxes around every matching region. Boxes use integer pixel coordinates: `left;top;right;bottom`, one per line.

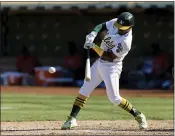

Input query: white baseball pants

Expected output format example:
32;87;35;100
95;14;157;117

79;59;122;105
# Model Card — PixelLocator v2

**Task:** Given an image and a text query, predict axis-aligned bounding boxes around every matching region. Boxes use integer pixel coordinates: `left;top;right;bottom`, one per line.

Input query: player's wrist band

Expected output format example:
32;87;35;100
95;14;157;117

92;45;104;56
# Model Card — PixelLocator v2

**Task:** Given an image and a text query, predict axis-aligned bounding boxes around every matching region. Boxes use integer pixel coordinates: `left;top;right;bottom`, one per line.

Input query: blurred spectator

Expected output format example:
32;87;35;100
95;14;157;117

151;44;169;78
126;43;173;90
171;67;174;91
134;43;172;89
147;43;172;89
16;45;42;85
63;41;85;84
123;58;148;89
0;71;3;85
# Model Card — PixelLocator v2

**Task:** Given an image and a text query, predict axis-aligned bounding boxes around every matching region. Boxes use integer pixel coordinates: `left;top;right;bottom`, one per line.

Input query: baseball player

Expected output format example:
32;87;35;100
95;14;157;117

61;12;148;130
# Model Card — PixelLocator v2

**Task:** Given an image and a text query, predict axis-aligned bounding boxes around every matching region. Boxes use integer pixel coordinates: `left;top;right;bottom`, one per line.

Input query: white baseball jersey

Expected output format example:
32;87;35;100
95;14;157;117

100;18;132;71
79;18;133;106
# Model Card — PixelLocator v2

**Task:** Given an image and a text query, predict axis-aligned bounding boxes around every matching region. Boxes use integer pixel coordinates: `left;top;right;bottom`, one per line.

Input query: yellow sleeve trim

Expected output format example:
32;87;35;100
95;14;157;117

92;45;104;56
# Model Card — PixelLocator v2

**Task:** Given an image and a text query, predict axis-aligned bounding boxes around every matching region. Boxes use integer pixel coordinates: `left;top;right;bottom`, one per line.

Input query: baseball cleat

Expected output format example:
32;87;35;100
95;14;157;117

135;113;148;130
61;116;77;130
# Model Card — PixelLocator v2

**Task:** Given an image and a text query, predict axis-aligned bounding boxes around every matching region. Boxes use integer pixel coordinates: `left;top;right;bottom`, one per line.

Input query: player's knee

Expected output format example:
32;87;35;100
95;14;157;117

79;80;100;97
108;96;122;105
79;90;90;97
79;85;94;97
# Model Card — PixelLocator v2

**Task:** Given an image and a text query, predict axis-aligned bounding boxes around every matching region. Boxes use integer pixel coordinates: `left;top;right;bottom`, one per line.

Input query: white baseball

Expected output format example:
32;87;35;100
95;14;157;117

48;67;56;73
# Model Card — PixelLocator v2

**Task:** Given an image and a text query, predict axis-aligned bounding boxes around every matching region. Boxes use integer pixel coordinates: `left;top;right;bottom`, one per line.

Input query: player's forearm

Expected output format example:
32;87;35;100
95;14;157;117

92;45;118;61
92;45;104;56
86;23;106;44
92;23;107;33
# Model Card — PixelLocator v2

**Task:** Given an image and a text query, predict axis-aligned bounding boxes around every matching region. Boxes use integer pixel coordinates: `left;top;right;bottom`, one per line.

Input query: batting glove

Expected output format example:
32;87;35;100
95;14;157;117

84;31;97;49
84;43;96;49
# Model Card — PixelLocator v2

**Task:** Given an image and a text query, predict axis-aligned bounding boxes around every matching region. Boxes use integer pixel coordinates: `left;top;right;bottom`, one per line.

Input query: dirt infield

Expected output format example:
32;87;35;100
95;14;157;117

1;86;174;97
1;120;174;136
1;86;174;136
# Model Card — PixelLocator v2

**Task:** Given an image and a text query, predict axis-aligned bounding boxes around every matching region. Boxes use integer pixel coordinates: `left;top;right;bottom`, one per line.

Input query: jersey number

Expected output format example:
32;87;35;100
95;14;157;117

116;43;123;53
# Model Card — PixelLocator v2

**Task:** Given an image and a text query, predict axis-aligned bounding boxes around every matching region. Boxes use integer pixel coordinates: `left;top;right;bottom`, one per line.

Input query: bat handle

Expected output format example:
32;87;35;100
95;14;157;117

87;47;90;59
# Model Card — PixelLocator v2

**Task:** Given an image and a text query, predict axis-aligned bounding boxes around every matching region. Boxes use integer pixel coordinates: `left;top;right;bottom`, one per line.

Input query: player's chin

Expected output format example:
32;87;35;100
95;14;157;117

118;27;131;34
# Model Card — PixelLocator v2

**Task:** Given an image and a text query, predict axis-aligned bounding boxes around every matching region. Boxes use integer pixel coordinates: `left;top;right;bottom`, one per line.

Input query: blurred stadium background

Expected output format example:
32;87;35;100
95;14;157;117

0;1;174;90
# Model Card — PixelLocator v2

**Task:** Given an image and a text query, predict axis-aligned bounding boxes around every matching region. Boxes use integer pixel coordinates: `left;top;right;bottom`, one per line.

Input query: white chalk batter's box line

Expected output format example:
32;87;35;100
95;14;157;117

1;106;18;110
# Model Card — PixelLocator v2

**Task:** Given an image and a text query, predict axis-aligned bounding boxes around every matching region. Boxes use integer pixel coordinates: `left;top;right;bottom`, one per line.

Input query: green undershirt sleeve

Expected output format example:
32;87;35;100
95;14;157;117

92;23;107;33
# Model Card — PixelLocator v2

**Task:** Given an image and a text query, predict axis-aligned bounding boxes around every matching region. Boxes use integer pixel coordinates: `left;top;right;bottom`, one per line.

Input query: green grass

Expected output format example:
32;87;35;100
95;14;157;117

1;92;174;122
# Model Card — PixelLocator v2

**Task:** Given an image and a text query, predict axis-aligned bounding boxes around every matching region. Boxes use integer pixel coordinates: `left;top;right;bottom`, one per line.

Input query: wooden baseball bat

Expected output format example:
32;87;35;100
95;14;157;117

85;48;91;81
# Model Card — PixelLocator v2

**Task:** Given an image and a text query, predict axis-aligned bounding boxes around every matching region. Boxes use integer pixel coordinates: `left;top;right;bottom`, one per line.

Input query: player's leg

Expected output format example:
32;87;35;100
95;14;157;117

61;60;103;130
70;60;103;118
99;64;147;129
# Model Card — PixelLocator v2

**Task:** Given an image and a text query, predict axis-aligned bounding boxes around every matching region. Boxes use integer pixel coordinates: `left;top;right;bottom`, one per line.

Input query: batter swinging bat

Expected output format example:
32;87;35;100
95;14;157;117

85;48;91;81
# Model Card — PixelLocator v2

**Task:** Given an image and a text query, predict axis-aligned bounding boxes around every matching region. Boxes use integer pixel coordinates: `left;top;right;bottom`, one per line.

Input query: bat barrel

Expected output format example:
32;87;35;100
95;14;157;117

85;48;91;81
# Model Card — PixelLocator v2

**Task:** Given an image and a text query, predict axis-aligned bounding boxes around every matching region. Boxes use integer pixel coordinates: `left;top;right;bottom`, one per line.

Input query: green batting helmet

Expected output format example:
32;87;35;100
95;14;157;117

114;12;134;30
